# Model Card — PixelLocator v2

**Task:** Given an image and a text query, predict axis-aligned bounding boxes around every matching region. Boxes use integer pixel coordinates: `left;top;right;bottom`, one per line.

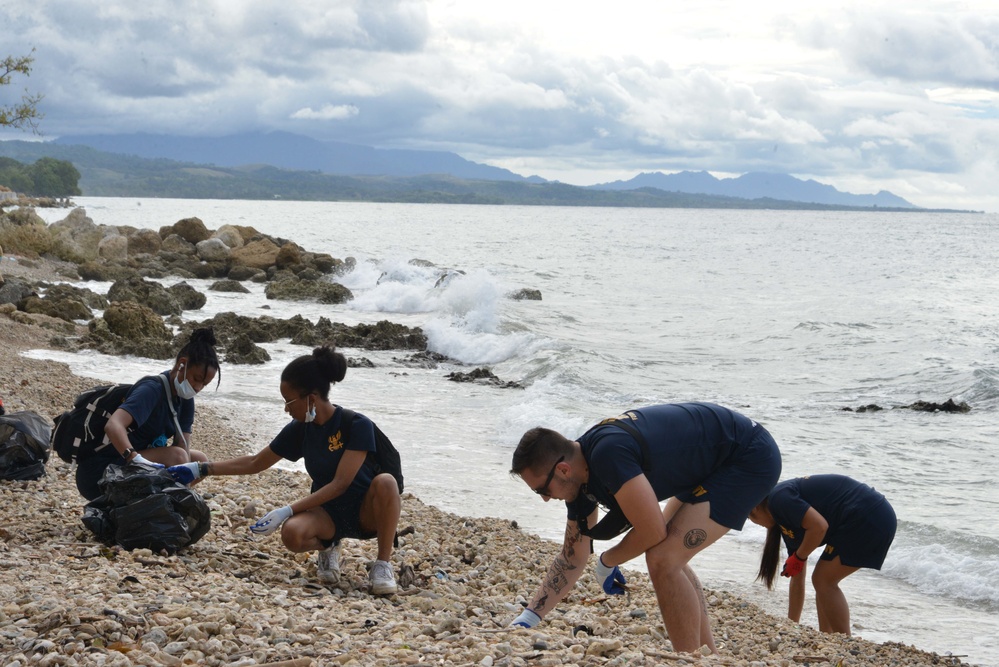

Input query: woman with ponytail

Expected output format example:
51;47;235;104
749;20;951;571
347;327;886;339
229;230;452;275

749;474;897;635
168;345;401;595
76;327;220;500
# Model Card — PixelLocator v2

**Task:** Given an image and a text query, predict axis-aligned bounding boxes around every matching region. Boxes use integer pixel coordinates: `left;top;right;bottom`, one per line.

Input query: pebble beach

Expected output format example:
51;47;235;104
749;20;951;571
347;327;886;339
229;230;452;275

0;256;975;667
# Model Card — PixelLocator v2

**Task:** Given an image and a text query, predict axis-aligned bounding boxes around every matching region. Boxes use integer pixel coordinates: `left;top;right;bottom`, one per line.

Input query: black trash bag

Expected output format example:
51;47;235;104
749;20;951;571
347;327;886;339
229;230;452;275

0;410;52;481
81;462;211;553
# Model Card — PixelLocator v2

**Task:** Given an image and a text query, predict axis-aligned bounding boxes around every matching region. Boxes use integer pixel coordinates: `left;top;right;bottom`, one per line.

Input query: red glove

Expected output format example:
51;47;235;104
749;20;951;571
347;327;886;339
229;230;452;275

781;552;807;577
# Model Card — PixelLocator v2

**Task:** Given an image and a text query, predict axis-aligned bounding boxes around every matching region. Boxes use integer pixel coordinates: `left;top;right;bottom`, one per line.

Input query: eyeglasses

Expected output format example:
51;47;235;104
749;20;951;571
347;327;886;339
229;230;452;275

284;395;306;407
533;455;565;496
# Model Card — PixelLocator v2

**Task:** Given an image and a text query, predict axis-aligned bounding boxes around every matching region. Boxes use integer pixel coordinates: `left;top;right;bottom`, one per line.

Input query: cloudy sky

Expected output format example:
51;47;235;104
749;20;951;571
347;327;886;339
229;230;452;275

3;0;998;211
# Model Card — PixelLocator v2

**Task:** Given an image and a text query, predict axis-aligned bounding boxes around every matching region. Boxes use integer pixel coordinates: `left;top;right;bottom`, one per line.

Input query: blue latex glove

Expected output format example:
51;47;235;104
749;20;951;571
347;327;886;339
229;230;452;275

250;505;294;536
130;453;164;469
511;608;541;628
595;553;627;595
168;462;201;485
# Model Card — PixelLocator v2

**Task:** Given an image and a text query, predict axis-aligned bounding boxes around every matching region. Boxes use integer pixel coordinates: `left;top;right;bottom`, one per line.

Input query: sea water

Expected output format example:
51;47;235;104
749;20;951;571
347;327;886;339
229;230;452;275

27;198;999;666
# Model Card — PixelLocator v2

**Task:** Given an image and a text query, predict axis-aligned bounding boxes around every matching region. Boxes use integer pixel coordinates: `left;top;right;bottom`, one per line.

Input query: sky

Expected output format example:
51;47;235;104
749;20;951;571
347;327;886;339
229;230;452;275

2;0;999;212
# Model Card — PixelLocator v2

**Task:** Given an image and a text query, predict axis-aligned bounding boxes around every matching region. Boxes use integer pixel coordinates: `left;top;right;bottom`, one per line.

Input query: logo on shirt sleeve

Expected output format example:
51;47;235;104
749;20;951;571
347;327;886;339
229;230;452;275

780;525;796;540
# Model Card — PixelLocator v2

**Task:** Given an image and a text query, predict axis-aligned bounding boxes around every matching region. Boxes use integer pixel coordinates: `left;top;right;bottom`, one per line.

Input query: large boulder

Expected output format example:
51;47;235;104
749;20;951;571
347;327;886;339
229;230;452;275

160;234;196;255
209;279;250;293
77;261;139;282
264;278;353;304
168;281;207;311
231;238;281;271
101;301;171;340
19;294;92;322
223;333;271;364
97;234;129;262
43;283;108;310
211;225;244;249
108;276;181;316
168;217;211;244
127;229;162;256
47;208;104;263
275;242;302;269
0;278;37;306
228;265;267;282
0;208;52;259
196;238;231;262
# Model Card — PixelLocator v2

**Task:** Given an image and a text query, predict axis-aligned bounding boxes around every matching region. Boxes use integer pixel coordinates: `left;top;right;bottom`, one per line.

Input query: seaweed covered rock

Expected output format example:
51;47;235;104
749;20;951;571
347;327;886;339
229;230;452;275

264;277;353;304
108;276;182;316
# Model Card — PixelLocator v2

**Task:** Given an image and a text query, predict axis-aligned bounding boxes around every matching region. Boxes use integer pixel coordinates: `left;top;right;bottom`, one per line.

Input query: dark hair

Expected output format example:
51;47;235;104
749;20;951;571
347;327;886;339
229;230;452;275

281;345;347;400
755;495;782;590
177;327;221;388
510;426;576;476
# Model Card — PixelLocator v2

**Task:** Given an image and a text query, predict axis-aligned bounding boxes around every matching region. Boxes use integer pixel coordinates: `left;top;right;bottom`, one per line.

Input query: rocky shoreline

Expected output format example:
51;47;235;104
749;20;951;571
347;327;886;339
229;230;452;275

0;243;973;666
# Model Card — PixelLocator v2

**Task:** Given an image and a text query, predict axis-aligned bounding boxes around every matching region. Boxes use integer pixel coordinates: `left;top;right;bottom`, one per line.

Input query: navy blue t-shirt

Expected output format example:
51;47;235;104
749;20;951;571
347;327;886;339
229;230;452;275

118;371;194;451
768;474;889;554
268;406;378;495
567;402;759;521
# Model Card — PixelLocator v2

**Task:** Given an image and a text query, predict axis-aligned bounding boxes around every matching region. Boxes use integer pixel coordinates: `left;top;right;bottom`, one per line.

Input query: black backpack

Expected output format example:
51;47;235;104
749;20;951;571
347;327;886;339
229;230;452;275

51;383;135;463
340;407;404;494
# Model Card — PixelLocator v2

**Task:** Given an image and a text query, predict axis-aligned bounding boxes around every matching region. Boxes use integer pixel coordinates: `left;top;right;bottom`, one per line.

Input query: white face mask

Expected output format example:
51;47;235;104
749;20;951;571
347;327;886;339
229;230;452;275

174;364;197;400
304;398;316;423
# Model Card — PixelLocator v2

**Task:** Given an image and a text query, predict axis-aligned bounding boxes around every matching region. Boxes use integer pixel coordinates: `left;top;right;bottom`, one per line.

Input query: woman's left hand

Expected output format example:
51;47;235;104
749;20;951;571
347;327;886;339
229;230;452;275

250;505;293;535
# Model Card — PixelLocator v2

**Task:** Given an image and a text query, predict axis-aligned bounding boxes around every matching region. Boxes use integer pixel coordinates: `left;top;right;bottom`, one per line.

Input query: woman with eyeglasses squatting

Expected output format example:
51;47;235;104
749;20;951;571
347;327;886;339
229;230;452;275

748;474;897;635
167;345;402;595
76;327;220;501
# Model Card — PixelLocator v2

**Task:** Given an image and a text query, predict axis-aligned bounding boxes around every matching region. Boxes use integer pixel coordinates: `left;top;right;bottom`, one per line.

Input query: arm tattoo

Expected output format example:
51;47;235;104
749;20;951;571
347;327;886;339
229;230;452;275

542;524;583;594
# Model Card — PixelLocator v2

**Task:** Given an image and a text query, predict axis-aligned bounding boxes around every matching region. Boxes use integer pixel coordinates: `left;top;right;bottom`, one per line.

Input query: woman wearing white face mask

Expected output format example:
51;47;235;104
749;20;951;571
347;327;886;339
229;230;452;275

75;327;221;500
167;345;402;595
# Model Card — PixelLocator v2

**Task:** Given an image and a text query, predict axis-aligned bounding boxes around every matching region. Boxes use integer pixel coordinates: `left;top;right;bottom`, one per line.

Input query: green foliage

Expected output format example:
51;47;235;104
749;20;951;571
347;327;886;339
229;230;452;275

0;156;81;196
1;51;43;131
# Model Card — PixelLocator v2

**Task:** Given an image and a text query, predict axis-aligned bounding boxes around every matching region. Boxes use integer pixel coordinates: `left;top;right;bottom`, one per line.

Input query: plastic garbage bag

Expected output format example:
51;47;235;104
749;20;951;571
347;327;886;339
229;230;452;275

81;462;211;553
0;410;52;481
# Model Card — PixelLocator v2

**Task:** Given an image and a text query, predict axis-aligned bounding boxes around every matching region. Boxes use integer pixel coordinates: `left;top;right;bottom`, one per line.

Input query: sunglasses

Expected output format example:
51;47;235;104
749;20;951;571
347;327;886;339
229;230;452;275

533;455;565;496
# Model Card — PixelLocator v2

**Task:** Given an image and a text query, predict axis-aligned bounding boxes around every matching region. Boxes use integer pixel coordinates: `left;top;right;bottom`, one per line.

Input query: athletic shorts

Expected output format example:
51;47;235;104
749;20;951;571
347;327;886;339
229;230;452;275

821;498;897;570
75;450;124;501
675;424;782;531
319;486;377;548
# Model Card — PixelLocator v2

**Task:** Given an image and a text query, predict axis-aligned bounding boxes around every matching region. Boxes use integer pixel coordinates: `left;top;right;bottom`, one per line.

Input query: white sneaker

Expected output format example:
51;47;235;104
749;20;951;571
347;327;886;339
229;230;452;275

369;559;397;595
317;543;343;584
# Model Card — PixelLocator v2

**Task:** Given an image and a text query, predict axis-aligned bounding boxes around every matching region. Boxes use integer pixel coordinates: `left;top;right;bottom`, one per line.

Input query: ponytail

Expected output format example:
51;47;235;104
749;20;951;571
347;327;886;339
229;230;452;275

281;345;347;400
754;495;781;589
177;327;221;388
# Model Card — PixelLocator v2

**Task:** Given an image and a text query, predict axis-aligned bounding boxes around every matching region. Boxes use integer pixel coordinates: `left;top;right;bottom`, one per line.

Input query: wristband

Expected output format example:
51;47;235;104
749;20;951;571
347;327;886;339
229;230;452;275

122;448;135;461
198;461;210;477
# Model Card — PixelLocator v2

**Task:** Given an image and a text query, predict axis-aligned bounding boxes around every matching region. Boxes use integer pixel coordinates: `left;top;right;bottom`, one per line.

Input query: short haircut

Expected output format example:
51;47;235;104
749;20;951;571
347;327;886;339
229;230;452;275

510;426;575;476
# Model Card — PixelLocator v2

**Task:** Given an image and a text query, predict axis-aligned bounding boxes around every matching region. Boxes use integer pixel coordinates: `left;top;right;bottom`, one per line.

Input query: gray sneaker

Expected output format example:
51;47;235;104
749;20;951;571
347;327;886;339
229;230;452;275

369;559;397;595
317;543;343;584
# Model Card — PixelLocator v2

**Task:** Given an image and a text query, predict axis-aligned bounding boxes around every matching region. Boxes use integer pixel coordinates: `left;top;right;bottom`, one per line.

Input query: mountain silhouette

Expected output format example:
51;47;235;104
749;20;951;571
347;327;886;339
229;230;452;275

591;170;915;208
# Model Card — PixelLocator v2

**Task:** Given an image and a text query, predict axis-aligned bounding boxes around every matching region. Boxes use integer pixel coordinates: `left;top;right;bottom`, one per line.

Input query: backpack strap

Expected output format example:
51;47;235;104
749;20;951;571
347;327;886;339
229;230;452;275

577;416;653;540
158;374;189;452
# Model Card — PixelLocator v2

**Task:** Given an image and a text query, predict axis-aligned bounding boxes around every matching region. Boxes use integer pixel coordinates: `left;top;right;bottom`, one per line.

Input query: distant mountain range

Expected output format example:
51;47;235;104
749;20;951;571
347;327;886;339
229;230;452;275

54;131;544;184
591;171;915;208
0;130;930;209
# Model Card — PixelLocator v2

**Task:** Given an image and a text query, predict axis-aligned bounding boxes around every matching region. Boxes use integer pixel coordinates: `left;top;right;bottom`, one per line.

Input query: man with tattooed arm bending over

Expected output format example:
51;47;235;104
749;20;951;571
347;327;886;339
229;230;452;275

509;403;782;654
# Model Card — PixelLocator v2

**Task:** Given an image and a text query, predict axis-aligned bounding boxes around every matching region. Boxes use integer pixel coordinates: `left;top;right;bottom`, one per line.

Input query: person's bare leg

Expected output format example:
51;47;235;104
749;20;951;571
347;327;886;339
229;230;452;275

811;557;858;635
681;564;717;652
280;508;335;553
645;502;728;654
359;474;401;561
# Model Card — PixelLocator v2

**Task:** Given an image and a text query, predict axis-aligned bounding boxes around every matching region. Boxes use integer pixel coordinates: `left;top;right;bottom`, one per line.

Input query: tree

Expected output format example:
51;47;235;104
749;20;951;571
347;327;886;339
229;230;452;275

1;51;43;132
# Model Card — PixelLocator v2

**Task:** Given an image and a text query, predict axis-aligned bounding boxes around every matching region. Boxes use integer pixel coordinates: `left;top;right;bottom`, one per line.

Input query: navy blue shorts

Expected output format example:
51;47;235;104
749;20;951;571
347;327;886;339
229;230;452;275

675;425;782;531
821;498;897;569
75;450;125;500
320;486;377;547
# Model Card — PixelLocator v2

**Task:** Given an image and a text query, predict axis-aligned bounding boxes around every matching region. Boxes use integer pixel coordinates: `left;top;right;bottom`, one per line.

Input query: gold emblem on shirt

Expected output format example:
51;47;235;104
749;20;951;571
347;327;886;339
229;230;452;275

328;431;344;451
780;525;796;539
692;485;708;497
